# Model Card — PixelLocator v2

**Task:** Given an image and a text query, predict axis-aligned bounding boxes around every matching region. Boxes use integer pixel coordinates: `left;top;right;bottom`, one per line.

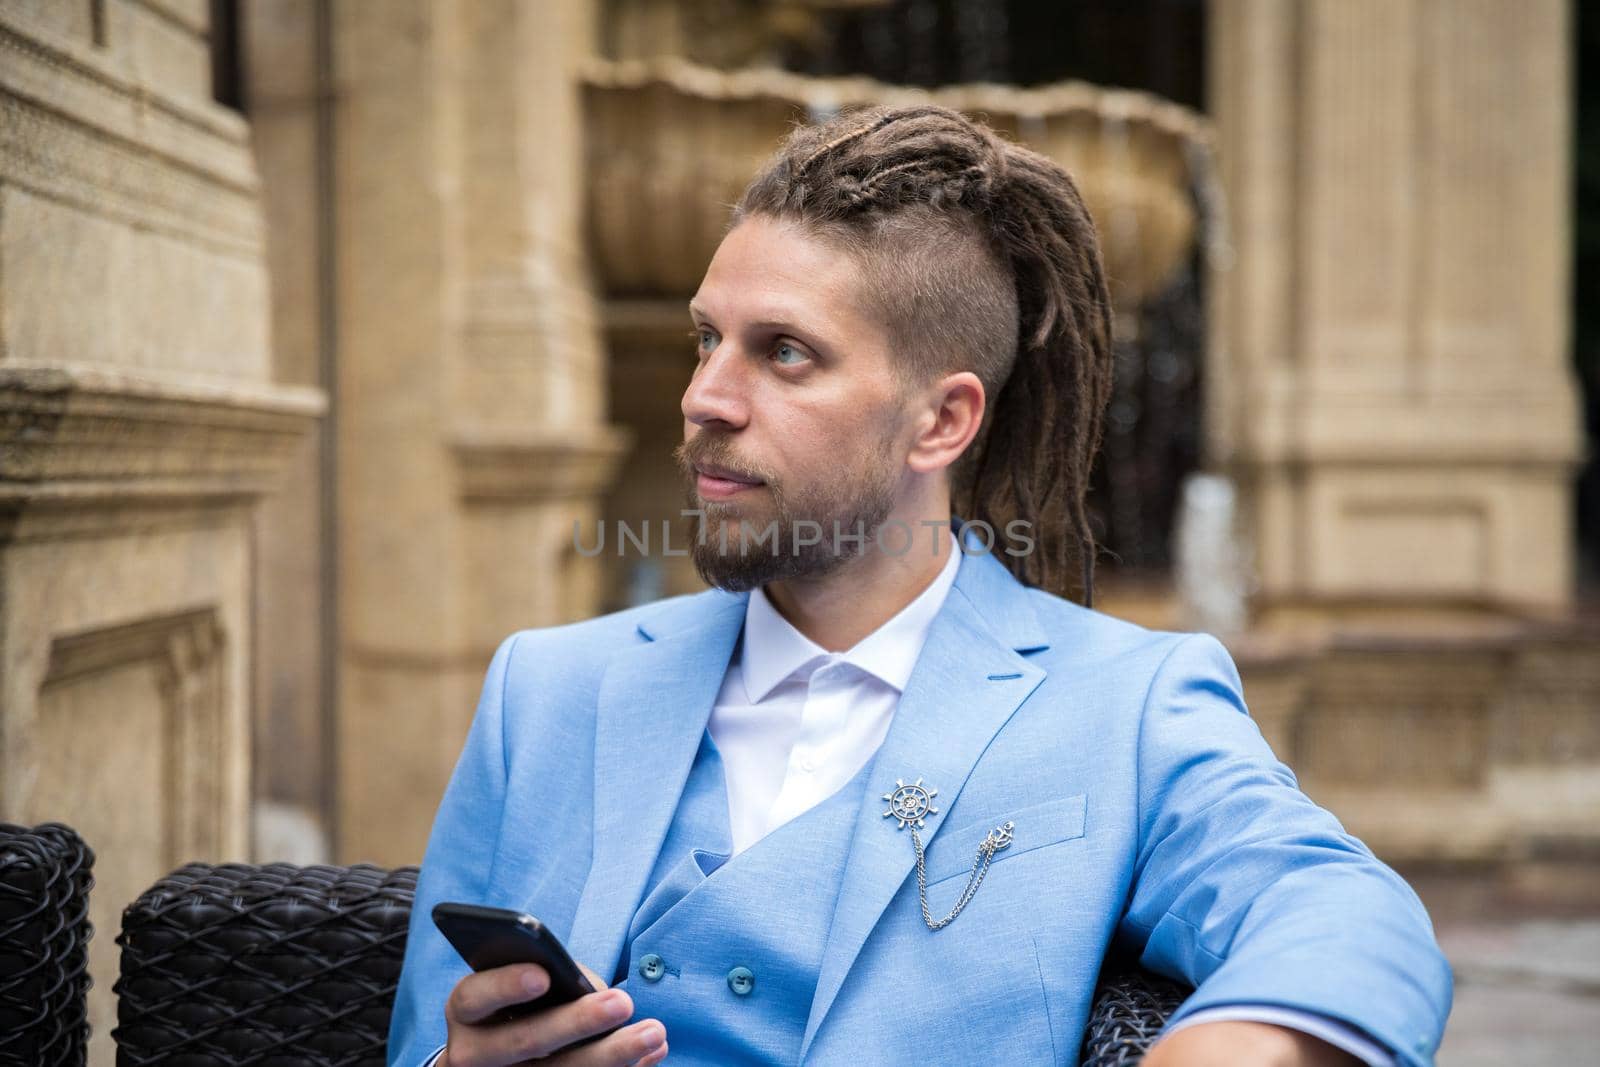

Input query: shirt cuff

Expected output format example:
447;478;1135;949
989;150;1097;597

424;1045;447;1067
1164;1004;1397;1066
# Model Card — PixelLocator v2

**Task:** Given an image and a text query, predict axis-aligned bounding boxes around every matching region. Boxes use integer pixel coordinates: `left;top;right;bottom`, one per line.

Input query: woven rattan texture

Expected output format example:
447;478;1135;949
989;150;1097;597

1079;966;1191;1066
114;863;419;1067
111;859;1185;1066
0;822;95;1067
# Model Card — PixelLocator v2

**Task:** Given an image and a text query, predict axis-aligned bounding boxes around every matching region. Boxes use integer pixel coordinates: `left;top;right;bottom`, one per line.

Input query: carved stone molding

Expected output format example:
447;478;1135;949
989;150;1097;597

1230;617;1600;861
34;607;227;860
1299;640;1509;788
0;10;261;258
451;428;632;504
0;362;325;542
10;603;237;1067
133;0;210;39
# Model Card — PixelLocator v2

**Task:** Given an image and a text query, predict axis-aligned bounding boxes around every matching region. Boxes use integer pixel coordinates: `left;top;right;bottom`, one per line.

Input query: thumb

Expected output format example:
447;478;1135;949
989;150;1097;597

577;961;608;991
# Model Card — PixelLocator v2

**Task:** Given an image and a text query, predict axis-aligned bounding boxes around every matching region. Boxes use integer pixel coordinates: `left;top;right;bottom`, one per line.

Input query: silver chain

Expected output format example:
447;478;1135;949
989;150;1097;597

911;820;1014;930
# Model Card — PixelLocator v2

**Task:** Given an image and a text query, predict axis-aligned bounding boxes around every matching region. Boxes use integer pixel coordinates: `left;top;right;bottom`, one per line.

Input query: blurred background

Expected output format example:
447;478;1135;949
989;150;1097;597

0;1;1594;1063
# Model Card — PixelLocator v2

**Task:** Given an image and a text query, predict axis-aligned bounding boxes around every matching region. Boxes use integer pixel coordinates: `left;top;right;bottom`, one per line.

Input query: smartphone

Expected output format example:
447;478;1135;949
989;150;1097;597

431;901;614;1039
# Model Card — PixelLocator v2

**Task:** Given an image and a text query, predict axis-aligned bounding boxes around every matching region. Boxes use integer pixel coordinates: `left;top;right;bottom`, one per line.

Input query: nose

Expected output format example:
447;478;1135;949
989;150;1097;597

681;341;750;431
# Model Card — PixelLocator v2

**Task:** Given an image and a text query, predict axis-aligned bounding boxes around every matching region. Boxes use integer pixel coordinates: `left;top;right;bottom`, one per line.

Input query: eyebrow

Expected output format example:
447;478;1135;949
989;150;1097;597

688;304;816;335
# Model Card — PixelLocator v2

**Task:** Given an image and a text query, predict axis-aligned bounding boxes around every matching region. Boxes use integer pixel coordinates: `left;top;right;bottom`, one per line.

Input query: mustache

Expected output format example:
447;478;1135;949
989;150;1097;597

673;437;773;486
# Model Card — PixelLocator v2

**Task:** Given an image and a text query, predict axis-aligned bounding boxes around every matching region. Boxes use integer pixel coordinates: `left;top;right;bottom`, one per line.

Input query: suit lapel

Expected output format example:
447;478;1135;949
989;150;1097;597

564;591;747;979
801;548;1049;1059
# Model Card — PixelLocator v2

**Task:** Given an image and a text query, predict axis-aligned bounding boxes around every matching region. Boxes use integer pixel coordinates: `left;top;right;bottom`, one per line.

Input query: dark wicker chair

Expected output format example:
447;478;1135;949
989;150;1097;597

0;822;95;1067
115;864;416;1067
115;861;1186;1066
1078;964;1191;1066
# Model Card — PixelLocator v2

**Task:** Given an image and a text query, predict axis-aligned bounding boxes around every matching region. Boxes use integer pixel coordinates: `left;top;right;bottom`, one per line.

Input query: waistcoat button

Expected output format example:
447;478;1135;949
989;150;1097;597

726;965;755;996
638;953;666;981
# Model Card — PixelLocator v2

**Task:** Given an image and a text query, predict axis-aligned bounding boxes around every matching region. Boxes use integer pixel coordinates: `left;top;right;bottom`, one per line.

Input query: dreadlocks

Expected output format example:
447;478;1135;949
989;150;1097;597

730;102;1115;607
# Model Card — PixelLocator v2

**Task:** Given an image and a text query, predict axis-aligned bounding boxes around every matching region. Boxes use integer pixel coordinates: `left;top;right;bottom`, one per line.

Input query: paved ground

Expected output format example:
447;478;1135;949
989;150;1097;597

1404;866;1600;1065
1435;918;1600;1065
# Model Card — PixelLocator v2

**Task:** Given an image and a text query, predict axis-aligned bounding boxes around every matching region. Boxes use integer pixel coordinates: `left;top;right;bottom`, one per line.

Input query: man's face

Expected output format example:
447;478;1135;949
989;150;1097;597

676;214;912;591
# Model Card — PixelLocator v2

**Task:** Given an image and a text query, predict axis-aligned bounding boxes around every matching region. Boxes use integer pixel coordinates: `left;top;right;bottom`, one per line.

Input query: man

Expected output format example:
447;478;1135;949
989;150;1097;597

388;103;1452;1066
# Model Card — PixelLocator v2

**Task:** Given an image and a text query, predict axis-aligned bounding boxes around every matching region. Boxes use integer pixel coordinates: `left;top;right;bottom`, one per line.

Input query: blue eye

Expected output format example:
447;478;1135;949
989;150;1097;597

774;342;807;365
689;328;716;354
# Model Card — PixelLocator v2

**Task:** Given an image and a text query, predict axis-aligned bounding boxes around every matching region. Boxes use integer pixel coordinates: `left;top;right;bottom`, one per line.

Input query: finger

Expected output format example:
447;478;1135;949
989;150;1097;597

625;1036;670;1067
448;963;549;1025
576;961;608;991
509;988;637;1060
555;1018;667;1067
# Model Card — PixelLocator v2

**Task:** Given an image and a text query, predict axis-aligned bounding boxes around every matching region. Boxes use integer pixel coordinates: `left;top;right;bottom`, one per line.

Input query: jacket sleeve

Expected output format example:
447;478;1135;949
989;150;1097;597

1116;633;1453;1067
386;631;524;1067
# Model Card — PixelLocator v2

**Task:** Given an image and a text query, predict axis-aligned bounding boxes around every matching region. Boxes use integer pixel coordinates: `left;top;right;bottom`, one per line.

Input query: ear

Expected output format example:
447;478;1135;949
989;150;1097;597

906;371;985;475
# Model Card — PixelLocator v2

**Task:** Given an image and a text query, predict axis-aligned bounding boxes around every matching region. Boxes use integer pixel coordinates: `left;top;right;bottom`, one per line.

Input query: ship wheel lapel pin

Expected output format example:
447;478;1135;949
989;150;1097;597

883;776;1015;931
883;777;938;828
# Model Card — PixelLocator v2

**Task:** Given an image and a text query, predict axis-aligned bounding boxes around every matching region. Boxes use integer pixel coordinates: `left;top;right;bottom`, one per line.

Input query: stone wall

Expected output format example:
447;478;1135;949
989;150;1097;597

1;23;1590;1067
0;2;322;1062
322;0;625;865
1208;0;1582;614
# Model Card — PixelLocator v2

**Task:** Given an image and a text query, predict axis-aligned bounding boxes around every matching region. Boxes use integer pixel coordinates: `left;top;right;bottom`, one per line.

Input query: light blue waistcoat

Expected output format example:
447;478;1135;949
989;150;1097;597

611;728;882;1065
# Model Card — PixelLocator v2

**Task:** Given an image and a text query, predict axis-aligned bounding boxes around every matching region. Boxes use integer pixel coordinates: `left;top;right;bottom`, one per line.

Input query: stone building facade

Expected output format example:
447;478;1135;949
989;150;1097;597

0;3;1590;1061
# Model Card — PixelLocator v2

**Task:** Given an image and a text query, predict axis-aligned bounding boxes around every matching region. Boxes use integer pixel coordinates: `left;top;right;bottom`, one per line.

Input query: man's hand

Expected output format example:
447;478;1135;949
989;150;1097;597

1142;1021;1362;1067
441;961;667;1067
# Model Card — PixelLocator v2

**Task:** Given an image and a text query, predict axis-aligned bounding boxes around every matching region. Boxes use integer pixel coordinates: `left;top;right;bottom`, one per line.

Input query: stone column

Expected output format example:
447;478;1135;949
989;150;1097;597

1208;0;1598;865
0;3;323;1062
1208;0;1582;619
243;0;337;865
333;0;625;866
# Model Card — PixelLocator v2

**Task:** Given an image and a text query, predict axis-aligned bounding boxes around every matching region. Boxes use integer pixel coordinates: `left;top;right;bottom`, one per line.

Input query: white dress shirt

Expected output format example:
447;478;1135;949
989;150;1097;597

707;533;961;854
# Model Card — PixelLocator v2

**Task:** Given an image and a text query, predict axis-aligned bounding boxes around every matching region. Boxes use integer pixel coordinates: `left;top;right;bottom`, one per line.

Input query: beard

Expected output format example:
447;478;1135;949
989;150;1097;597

673;430;900;592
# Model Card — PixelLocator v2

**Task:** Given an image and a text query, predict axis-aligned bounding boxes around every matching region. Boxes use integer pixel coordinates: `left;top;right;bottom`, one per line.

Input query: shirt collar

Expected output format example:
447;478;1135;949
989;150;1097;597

739;529;962;702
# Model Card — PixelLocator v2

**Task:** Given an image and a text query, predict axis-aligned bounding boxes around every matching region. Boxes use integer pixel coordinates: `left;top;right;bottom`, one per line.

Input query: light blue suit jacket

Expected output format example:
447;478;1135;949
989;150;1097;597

387;544;1452;1066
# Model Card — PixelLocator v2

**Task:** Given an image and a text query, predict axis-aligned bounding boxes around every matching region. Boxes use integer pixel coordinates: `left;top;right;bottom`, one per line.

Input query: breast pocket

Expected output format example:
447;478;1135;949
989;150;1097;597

922;792;1088;887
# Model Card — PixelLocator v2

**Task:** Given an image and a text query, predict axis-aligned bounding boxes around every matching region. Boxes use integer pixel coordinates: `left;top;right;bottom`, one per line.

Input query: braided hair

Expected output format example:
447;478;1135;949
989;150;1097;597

731;103;1115;607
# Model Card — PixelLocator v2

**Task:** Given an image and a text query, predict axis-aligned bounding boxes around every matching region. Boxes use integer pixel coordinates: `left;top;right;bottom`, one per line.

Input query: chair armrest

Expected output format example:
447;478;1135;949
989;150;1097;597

114;862;418;1067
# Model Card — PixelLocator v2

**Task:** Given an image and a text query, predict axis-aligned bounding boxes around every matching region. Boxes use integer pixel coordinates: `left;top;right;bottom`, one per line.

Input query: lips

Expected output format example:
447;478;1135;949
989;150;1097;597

694;462;764;500
695;462;762;486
